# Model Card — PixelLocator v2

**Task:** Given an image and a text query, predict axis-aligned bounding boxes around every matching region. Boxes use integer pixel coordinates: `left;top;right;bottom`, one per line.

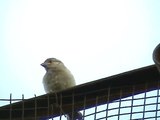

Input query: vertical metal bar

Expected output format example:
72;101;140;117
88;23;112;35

9;94;12;120
142;83;148;119
22;94;24;120
71;92;75;120
155;80;160;120
155;89;159;120
106;87;110;120
51;93;55;120
130;86;135;120
94;96;98;120
47;94;50;117
83;95;87;120
34;94;37;120
117;89;122;120
51;104;54;120
59;93;62;120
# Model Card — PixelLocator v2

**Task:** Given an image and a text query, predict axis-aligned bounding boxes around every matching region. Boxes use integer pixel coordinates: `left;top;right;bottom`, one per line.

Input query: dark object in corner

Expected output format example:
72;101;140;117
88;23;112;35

153;43;160;73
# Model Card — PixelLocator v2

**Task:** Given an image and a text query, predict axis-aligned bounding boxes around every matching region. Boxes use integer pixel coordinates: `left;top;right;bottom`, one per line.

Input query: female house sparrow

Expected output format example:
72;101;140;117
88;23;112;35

41;58;82;120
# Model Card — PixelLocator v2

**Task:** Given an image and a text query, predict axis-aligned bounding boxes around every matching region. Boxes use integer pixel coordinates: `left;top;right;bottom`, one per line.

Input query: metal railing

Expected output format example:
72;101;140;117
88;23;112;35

0;64;160;120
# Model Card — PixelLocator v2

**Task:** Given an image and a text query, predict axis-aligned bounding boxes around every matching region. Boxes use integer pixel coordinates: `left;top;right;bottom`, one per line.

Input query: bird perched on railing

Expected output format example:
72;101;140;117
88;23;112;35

41;58;82;120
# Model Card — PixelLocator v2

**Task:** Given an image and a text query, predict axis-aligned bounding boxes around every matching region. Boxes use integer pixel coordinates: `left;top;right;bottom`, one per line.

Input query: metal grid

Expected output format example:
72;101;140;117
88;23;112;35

0;65;160;120
82;89;160;120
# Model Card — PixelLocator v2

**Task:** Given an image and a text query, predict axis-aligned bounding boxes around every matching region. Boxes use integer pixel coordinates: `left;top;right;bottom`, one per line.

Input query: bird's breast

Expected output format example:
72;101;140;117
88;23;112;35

43;70;75;93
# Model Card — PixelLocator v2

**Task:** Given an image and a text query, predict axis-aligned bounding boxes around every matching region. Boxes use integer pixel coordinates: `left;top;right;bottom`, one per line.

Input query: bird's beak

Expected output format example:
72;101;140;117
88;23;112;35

41;63;46;67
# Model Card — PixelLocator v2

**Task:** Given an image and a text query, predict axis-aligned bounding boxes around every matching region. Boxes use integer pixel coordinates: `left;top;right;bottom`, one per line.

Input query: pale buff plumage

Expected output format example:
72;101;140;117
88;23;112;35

41;58;75;93
41;58;82;120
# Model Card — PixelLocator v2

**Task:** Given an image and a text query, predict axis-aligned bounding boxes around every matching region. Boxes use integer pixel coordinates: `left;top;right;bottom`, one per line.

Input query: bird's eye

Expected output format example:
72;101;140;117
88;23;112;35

48;60;52;64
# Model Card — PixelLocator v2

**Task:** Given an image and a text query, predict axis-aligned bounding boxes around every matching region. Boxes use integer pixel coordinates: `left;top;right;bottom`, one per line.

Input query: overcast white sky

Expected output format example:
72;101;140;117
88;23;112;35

0;0;160;101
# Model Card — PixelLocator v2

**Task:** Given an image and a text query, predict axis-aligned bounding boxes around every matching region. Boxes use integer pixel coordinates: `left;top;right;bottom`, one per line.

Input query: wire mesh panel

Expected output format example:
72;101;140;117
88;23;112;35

82;89;160;120
0;65;160;120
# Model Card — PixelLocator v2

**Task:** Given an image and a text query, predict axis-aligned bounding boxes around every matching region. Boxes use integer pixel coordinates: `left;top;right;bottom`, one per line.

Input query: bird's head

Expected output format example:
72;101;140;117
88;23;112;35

41;58;64;71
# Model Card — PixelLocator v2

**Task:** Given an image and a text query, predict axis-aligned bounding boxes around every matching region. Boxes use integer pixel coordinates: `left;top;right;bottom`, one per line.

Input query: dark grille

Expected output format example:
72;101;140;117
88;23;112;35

0;65;160;120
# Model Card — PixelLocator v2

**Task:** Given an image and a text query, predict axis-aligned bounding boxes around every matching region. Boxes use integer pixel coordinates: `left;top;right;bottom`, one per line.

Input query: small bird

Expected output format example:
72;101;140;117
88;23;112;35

41;58;82;120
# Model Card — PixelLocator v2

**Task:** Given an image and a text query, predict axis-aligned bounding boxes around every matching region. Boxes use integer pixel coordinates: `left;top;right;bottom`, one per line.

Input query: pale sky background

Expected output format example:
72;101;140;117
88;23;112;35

0;0;160;103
